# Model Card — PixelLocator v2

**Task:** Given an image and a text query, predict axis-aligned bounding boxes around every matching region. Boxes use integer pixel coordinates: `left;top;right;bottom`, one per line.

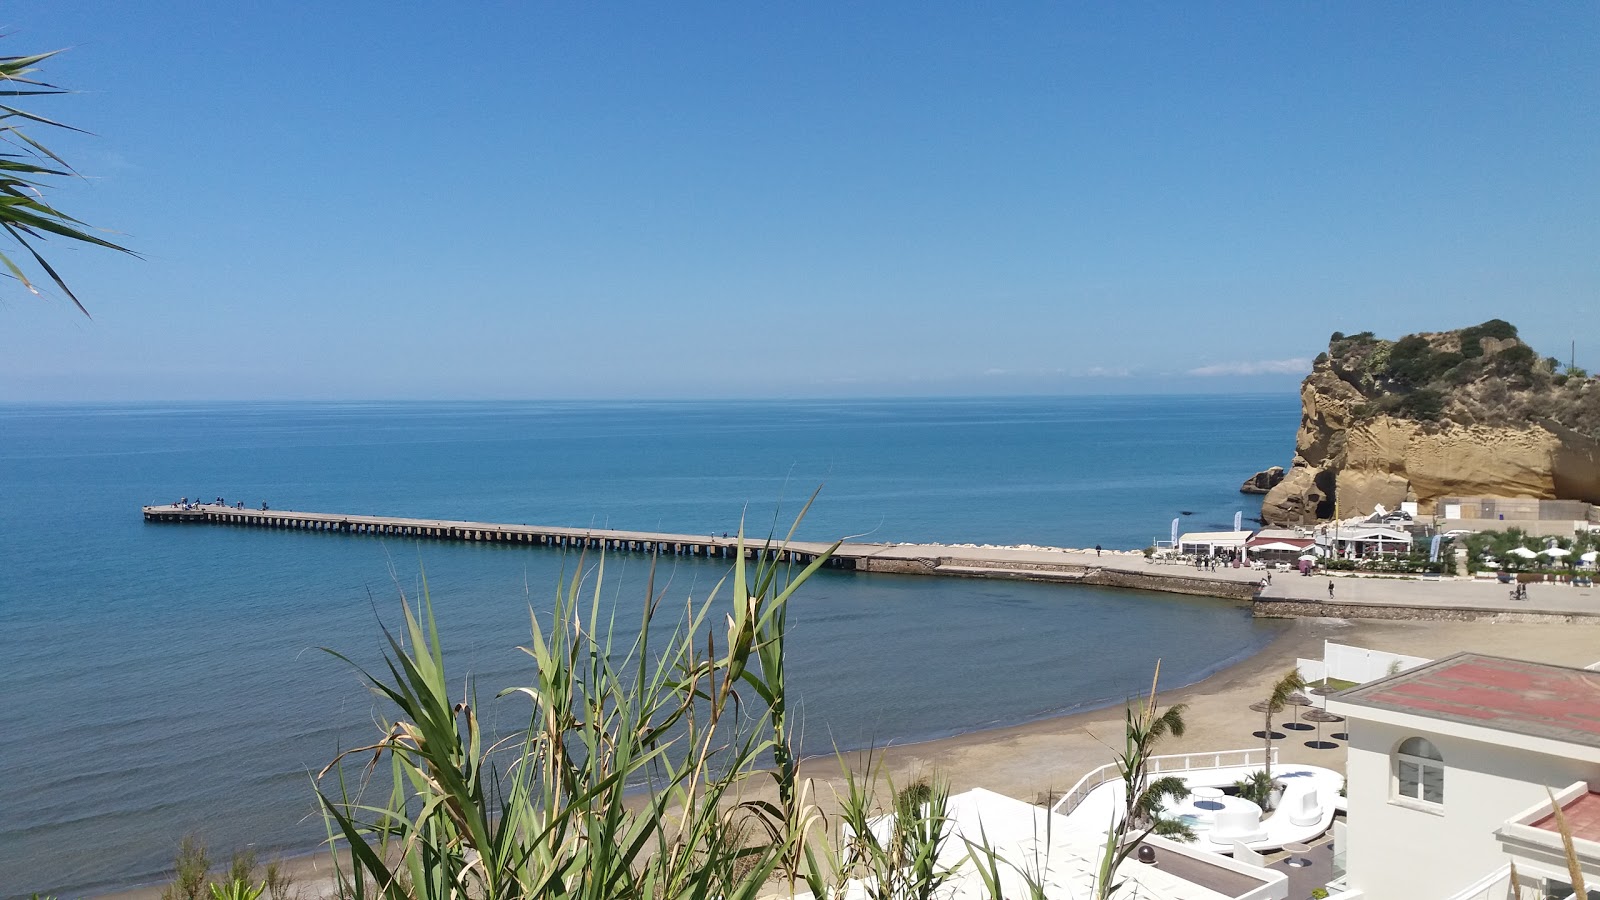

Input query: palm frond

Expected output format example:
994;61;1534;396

0;40;134;315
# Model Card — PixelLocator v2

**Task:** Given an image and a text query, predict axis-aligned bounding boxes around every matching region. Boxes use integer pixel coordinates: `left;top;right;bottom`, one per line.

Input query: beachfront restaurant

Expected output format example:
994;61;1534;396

1178;530;1253;558
1244;529;1317;565
1314;525;1412;559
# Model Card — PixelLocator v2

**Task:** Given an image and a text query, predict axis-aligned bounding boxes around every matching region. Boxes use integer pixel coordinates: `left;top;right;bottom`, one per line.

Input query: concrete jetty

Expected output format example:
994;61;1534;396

141;504;1600;620
140;503;1258;601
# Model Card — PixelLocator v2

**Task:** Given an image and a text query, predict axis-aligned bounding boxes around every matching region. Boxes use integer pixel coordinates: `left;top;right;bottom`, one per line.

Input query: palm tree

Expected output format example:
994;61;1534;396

1096;663;1193;900
1260;668;1308;784
2;46;134;316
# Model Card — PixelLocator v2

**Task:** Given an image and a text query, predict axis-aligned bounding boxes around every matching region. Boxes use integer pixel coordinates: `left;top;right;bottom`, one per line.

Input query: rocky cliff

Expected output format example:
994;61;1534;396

1260;321;1600;525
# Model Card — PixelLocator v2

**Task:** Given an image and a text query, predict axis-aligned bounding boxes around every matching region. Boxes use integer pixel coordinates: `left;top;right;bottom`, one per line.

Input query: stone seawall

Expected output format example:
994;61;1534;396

854;555;1253;601
1252;599;1600;624
856;556;939;575
1082;569;1257;601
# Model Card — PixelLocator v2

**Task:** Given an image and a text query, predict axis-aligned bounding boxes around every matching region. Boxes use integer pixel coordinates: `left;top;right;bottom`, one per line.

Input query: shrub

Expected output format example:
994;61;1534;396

1494;344;1537;373
1234;770;1275;807
1459;319;1519;359
1396;388;1445;421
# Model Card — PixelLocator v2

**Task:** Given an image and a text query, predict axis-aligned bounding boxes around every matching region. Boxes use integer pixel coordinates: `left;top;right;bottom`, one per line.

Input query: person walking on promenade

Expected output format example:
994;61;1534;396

1328;580;1335;599
1095;544;1102;557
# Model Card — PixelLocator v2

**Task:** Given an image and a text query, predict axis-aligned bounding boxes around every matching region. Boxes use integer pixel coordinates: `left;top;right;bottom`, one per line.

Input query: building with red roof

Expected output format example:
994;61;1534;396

1326;653;1600;899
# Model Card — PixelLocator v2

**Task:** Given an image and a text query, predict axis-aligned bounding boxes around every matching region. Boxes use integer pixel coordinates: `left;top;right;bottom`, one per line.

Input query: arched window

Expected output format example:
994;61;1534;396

1395;737;1444;804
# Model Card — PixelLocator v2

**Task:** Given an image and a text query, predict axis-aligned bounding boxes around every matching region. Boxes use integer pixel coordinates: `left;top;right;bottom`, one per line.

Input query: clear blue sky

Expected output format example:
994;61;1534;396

1;3;1595;400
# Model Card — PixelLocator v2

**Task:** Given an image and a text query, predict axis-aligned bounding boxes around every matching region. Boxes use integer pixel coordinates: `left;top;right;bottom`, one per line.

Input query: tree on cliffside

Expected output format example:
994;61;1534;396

2;44;134;316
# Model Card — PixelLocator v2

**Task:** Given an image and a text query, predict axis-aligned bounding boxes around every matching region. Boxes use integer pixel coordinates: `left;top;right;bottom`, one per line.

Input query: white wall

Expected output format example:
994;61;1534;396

1343;718;1600;900
1323;642;1430;685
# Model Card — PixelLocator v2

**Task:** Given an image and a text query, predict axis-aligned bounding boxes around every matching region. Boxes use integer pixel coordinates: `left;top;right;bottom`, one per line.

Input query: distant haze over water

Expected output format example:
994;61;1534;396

3;395;1296;896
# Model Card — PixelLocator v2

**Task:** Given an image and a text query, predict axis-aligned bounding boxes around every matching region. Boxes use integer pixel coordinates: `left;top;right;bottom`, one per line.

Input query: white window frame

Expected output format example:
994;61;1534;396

1393;736;1445;810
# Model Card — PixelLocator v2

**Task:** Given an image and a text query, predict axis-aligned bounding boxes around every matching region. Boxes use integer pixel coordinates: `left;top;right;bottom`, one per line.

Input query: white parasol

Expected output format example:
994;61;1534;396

1509;547;1539;559
1298;554;1318;562
1542;547;1571;558
1582;550;1599;563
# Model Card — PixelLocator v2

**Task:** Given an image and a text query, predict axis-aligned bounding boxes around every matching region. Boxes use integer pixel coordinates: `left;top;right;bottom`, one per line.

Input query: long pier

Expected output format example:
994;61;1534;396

140;504;1261;601
142;504;848;568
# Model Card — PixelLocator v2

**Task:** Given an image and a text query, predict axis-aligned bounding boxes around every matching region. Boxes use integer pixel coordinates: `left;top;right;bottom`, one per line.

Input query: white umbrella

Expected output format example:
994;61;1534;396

1509;547;1539;559
1542;547;1571;558
1298;554;1318;562
1482;561;1500;569
1582;551;1598;563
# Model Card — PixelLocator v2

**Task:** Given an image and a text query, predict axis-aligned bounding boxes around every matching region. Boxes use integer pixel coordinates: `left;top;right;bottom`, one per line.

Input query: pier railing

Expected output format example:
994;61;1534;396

1050;747;1279;817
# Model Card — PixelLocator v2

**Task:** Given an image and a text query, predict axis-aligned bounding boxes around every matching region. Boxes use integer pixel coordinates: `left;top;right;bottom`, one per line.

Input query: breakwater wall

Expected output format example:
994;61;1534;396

1251;599;1600;623
141;504;1256;601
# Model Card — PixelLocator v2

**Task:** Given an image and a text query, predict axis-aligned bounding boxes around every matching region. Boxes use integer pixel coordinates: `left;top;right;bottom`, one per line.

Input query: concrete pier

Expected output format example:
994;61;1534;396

140;503;1259;601
141;504;843;567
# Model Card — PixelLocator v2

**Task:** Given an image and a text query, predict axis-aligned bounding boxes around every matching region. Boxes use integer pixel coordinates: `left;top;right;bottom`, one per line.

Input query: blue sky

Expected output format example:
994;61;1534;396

1;3;1595;400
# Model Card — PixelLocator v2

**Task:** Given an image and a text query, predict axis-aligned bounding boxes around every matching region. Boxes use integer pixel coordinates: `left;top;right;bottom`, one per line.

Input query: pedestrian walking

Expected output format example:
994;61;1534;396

1328;580;1335;599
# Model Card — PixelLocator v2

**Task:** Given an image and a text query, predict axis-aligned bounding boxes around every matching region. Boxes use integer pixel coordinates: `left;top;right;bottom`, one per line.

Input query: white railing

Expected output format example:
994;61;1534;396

1050;747;1279;816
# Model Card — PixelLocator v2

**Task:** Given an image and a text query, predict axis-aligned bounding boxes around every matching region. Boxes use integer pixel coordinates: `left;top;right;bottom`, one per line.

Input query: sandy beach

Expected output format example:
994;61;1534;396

807;615;1600;806
94;613;1600;900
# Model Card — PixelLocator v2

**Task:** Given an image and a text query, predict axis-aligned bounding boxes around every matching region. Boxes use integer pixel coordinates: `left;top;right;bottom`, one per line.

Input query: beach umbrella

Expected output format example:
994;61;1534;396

1298;554;1317;562
1302;709;1344;749
1249;700;1285;740
1542;547;1571;558
1582;551;1598;563
1282;692;1316;731
1509;547;1539;559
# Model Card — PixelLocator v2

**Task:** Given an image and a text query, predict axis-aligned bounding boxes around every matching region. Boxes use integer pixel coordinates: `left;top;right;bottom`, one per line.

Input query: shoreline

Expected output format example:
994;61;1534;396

92;612;1600;900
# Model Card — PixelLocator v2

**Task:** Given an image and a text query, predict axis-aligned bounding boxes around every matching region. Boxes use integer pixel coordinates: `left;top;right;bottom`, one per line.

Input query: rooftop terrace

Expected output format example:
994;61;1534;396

1335;652;1600;748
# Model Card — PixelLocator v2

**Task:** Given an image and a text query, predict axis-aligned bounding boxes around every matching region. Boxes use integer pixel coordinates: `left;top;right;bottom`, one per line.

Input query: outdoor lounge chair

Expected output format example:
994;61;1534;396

1285;785;1321;827
1208;806;1267;845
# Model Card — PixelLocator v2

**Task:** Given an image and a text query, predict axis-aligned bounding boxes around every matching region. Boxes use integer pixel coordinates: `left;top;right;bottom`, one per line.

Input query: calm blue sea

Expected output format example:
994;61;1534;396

1;396;1298;897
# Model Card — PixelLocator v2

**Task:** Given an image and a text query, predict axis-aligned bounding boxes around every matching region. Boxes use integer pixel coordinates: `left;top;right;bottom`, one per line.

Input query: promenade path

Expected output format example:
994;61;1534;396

1253;569;1600;618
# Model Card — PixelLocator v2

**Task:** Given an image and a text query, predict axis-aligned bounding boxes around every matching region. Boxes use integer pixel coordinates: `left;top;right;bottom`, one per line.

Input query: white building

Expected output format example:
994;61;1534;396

1314;525;1413;558
1178;531;1253;557
1326;652;1600;899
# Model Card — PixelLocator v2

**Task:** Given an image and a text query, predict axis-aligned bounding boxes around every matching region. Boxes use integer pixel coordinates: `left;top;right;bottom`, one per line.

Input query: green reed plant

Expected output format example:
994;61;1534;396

315;518;840;900
1095;663;1191;900
159;836;211;900
820;753;954;900
157;839;288;900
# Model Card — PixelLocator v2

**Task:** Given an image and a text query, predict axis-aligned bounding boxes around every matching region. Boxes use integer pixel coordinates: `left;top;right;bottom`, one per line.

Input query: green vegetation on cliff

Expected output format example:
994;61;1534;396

1322;320;1599;438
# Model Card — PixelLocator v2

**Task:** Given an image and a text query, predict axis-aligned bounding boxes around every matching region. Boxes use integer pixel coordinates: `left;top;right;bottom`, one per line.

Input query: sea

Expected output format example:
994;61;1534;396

1;394;1300;897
